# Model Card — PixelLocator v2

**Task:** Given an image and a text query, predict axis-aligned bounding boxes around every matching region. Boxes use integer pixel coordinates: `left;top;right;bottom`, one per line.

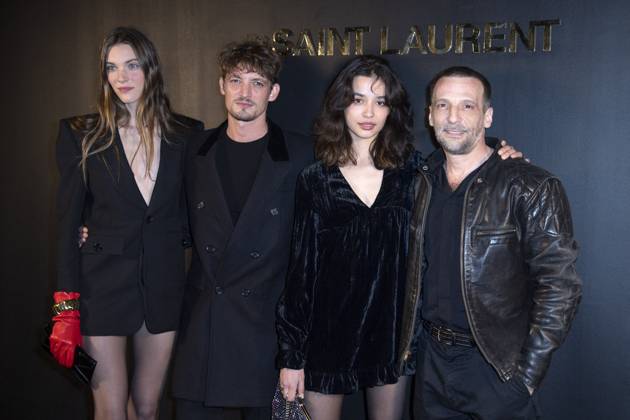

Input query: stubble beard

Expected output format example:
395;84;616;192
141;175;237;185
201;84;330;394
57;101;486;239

227;98;268;123
435;124;483;155
228;108;258;122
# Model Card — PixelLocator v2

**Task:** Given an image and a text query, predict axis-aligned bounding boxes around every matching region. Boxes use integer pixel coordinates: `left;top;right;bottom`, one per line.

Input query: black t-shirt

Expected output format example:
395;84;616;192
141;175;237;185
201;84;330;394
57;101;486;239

215;129;268;224
421;162;485;332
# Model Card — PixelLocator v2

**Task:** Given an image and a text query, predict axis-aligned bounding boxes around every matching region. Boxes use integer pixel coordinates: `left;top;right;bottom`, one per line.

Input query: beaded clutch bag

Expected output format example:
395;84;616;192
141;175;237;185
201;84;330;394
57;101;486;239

271;382;311;420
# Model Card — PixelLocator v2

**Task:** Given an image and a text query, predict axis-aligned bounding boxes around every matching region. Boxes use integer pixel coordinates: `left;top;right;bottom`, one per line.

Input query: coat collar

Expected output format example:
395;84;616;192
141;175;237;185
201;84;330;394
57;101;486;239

100;130;149;210
191;119;292;270
424;136;502;172
197;119;289;161
99;129;179;211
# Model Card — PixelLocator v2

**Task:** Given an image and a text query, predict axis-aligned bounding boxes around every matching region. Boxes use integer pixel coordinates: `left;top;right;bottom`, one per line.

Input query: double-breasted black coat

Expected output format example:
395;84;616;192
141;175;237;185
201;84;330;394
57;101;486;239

55;115;203;335
171;120;313;407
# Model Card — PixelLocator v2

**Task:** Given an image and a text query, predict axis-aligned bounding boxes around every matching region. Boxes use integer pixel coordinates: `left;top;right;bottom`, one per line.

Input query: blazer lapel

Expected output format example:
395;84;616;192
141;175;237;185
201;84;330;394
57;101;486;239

221;121;290;256
193;125;233;231
98;131;148;210
146;136;173;211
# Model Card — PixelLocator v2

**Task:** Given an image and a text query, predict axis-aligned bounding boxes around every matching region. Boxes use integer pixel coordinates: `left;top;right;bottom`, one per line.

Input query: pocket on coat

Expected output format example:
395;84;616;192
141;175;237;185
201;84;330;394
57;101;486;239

80;234;124;255
473;225;518;246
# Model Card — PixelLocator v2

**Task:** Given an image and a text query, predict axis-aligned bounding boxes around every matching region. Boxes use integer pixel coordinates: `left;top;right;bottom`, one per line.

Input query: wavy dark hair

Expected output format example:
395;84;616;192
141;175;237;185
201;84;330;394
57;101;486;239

218;37;282;83
314;55;414;168
72;27;177;179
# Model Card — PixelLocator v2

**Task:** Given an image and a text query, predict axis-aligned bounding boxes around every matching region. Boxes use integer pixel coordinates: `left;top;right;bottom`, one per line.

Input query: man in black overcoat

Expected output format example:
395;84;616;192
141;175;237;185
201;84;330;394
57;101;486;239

171;39;313;419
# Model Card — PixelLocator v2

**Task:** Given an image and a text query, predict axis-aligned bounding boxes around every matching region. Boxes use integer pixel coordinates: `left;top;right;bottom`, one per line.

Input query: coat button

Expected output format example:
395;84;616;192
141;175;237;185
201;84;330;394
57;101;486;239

270;208;279;216
215;286;224;295
241;288;251;297
146;215;154;223
422;165;429;171
476;177;484;184
204;245;217;254
249;251;261;259
196;201;205;209
93;242;103;252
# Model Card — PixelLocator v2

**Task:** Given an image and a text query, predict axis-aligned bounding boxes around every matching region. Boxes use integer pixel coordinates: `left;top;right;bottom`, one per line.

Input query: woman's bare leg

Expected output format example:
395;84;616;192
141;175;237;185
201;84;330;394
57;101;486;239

365;376;410;420
83;335;129;420
304;390;344;420
128;323;176;420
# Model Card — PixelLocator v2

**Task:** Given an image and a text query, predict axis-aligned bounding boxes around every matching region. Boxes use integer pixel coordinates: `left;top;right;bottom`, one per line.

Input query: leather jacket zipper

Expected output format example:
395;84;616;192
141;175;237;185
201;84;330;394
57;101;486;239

474;226;517;237
460;178;508;381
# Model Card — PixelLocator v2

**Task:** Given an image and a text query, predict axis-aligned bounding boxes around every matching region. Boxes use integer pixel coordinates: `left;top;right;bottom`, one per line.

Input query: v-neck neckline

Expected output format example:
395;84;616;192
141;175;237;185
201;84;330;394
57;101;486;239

115;128;163;208
335;165;385;209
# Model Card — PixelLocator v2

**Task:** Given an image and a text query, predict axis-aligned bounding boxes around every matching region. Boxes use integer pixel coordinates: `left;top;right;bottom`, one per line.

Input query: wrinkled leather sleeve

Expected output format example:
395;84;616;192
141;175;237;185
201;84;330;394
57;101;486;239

276;171;320;369
518;177;582;389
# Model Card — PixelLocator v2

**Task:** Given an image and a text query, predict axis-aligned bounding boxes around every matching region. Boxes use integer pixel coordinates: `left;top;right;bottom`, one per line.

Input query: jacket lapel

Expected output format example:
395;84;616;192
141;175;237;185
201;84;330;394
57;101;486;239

221;121;291;258
146;136;174;211
98;131;148;210
194;124;233;231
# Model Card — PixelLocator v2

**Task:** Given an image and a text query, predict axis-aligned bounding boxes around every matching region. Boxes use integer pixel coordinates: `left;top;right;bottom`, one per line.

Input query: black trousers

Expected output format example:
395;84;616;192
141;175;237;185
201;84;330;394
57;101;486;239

413;329;540;420
175;399;271;420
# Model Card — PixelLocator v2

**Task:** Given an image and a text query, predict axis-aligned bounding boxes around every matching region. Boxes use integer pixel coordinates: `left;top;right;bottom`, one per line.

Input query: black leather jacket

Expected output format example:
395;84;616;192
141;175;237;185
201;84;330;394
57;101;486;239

403;144;582;390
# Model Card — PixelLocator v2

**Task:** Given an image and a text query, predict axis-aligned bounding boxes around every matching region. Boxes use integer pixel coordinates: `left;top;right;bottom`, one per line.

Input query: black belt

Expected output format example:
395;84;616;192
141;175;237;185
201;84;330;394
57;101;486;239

423;320;476;347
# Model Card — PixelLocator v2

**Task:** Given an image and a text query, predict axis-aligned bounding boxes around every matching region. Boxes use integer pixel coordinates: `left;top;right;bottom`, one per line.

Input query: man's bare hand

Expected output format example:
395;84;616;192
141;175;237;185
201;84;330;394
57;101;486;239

78;226;88;247
497;139;529;162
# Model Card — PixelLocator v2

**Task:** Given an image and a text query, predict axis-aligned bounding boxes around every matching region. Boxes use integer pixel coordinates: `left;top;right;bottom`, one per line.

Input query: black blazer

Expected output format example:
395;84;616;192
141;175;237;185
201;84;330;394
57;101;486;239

171;120;313;406
55;115;203;335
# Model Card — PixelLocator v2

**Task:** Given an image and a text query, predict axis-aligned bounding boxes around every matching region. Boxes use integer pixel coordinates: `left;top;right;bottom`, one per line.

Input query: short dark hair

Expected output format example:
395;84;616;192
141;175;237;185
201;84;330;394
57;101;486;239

428;66;492;109
314;55;414;169
218;37;282;83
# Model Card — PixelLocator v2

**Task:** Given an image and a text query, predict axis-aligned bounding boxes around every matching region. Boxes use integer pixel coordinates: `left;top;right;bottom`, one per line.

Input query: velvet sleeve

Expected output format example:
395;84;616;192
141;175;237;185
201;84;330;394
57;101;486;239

55;119;87;292
276;170;320;369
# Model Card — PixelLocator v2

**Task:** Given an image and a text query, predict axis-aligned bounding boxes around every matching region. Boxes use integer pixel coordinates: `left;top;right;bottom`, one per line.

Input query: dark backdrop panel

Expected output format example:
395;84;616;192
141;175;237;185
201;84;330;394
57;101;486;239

270;3;630;418
1;1;628;419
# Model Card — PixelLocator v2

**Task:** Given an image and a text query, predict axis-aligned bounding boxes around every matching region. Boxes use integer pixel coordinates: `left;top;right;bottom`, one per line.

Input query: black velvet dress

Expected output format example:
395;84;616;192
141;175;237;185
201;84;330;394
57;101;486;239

276;151;422;394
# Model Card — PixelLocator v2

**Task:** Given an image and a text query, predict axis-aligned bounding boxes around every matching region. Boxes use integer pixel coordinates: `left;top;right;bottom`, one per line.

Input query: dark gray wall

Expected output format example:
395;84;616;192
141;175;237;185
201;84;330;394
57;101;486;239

2;1;628;419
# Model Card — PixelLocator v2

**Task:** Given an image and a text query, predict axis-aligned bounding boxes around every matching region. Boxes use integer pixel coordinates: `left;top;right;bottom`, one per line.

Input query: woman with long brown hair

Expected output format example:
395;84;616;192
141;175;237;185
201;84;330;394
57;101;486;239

48;27;202;420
